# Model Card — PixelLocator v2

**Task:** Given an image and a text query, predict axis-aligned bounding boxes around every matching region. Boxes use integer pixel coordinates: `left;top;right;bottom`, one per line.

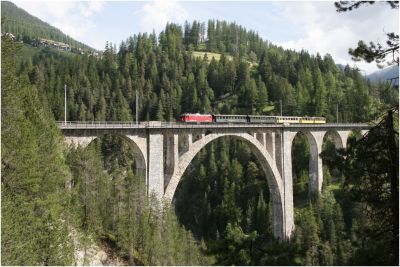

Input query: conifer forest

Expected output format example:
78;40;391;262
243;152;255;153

1;1;399;265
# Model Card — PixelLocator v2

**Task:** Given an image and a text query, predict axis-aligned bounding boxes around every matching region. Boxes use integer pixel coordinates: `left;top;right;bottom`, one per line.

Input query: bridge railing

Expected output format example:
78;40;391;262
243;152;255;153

57;121;373;129
57;121;146;128
57;121;224;128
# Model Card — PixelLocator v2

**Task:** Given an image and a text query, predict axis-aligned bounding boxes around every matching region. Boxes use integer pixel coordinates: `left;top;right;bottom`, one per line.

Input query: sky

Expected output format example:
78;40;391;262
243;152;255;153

11;0;399;74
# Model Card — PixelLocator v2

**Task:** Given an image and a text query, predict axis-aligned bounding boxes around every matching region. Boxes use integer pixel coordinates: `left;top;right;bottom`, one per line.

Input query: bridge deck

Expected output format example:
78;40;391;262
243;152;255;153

57;121;372;130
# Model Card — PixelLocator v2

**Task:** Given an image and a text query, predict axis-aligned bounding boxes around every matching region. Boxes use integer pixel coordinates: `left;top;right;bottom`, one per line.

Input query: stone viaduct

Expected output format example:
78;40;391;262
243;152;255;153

58;121;370;239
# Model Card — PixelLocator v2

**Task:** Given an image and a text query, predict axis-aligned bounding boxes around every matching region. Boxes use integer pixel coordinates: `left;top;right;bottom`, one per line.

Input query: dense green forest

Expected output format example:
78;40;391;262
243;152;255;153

1;1;92;50
2;11;398;266
18;20;397;123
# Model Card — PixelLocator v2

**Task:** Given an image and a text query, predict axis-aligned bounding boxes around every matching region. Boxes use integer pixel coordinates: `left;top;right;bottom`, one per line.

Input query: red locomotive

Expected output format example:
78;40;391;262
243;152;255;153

178;113;213;123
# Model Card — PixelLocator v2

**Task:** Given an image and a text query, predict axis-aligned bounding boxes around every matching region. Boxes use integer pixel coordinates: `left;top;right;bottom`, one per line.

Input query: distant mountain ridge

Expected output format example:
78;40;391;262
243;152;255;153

336;63;346;71
1;1;93;51
366;65;399;86
337;63;399;86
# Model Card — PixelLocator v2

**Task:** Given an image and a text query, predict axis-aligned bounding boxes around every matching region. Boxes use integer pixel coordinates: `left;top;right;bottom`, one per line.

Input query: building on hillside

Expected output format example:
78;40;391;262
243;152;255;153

90;51;101;58
1;32;16;41
34;38;71;51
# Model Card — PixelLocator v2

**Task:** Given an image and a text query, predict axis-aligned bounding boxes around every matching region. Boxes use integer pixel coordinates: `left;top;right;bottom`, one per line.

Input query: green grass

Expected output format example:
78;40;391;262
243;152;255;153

191;51;259;69
192;51;233;61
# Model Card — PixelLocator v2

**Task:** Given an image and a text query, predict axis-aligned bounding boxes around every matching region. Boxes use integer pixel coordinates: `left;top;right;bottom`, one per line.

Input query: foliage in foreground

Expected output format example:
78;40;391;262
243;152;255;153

1;36;74;265
338;109;398;265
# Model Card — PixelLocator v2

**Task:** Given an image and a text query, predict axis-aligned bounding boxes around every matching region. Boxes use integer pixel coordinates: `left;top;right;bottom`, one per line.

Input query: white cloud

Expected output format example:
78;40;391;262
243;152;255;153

12;0;105;48
275;2;399;74
80;1;105;17
12;1;75;20
136;0;189;33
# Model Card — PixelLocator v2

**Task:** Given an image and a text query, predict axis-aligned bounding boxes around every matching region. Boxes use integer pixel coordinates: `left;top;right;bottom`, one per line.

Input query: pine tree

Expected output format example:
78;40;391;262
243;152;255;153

255;193;268;235
341;109;399;265
156;99;165;121
256;77;268;113
2;37;73;265
314;68;328;116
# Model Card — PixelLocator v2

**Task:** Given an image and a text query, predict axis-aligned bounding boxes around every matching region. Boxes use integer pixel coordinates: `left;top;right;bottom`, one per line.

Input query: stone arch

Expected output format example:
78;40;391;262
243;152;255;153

324;130;350;150
321;130;351;184
290;130;325;193
65;133;147;179
164;132;286;239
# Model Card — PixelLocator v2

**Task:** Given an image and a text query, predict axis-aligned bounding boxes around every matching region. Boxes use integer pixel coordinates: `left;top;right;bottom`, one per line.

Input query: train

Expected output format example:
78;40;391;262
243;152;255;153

178;113;326;124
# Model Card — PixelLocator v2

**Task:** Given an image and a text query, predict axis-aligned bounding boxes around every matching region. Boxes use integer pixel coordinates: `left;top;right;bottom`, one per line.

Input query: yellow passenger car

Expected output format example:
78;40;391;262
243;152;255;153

313;117;326;124
276;116;301;124
299;117;326;124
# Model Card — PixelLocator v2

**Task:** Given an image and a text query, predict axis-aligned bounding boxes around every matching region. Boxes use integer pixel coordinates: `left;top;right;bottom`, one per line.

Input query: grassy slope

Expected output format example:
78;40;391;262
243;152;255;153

192;50;258;68
192;51;231;61
1;1;93;50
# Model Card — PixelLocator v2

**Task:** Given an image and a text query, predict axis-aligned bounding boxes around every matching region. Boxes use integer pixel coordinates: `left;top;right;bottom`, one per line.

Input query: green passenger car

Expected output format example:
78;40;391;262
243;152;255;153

214;114;248;123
